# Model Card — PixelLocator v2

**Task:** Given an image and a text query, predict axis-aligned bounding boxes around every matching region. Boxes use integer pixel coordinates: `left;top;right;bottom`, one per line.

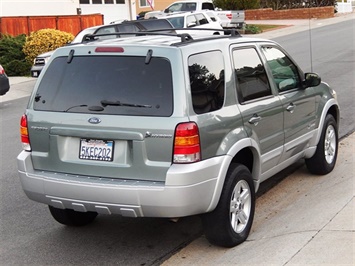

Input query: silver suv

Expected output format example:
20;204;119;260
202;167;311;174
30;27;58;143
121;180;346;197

18;30;339;247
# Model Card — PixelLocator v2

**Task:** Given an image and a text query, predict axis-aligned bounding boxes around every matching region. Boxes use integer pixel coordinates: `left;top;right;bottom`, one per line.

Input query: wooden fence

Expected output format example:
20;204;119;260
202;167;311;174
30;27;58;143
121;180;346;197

0;14;104;37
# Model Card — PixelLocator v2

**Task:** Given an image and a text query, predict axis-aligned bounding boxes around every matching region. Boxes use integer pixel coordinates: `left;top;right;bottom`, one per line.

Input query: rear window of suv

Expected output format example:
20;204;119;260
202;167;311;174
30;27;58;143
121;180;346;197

34;56;173;117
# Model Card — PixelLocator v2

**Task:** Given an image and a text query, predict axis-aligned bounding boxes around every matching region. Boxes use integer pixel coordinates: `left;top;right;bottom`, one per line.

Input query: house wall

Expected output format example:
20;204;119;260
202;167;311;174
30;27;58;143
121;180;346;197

136;0;173;16
0;0;81;16
0;0;134;25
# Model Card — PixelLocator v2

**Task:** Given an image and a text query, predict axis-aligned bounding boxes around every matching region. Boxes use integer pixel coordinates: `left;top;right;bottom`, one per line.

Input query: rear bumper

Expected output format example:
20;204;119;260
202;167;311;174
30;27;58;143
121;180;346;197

30;65;44;77
17;151;227;218
0;75;10;95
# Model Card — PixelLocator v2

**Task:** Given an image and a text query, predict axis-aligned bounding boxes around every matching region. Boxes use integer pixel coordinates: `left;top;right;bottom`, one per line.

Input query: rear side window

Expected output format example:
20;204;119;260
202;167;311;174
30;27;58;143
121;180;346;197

188;51;225;114
202;3;214;10
196;13;208;25
233;48;271;102
34;56;173;117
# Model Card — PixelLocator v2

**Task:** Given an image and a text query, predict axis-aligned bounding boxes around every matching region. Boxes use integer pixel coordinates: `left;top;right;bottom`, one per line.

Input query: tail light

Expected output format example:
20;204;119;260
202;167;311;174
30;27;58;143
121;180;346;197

173;122;201;163
226;14;232;20
0;65;5;75
20;114;31;151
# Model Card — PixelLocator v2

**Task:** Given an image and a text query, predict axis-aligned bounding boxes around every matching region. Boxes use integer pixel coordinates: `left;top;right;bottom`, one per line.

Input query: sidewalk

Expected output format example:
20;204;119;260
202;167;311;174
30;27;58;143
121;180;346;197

161;13;355;265
0;76;36;103
162;133;354;265
246;11;355;39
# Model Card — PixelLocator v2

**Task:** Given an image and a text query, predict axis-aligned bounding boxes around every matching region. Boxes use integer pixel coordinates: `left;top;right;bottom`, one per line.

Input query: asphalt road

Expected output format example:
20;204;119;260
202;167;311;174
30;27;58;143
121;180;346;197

272;19;355;138
0;18;354;265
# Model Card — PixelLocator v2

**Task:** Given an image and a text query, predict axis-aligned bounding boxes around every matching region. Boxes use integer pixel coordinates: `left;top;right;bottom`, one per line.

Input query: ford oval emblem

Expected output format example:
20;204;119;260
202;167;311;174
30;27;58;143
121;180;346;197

88;117;101;124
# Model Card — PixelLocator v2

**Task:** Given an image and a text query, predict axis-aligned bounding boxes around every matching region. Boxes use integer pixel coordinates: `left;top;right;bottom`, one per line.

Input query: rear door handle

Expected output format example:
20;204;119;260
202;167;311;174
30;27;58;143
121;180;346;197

248;114;261;126
286;103;296;113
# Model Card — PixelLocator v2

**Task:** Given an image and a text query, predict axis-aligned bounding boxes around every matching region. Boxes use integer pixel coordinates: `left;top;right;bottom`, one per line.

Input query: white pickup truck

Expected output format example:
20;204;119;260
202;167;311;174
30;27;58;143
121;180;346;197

144;0;245;29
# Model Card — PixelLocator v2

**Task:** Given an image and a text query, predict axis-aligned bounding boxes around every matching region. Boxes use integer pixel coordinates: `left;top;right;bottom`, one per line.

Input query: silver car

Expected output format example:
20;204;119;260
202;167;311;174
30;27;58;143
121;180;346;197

18;30;339;247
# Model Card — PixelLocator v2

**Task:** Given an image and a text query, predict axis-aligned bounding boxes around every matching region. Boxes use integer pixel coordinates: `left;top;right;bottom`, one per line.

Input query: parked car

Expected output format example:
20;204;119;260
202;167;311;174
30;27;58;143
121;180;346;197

161;11;223;35
144;0;245;29
30;19;174;78
0;64;10;96
18;29;339;248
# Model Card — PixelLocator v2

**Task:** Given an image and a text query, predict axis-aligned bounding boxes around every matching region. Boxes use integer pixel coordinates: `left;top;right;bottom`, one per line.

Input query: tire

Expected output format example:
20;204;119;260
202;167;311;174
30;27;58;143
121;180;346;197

201;163;255;247
49;206;98;226
306;114;338;175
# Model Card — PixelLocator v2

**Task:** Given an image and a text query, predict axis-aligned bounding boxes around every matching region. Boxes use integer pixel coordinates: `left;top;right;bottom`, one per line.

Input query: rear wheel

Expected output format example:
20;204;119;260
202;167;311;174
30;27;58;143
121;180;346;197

202;163;255;247
49;206;98;226
306;114;338;175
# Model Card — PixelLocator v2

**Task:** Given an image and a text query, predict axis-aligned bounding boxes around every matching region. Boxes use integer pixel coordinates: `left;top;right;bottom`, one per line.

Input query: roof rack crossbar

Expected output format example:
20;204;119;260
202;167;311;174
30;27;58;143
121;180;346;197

81;28;242;45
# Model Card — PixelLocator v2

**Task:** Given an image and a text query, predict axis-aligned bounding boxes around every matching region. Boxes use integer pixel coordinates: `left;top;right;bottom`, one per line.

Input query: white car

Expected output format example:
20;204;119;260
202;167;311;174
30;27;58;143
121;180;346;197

161;11;223;35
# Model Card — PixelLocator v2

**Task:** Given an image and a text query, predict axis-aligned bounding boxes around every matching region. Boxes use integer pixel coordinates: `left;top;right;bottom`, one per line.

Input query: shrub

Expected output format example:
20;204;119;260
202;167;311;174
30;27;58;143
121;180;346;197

259;0;337;9
244;24;262;34
213;0;260;10
23;28;74;64
0;34;31;76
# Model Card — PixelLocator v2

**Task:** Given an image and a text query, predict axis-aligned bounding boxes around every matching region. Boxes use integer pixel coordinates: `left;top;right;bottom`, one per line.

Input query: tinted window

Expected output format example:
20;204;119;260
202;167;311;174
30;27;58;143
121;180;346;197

183;3;196;11
233;48;271;102
189;51;225;114
196;13;208;25
262;46;301;92
167;17;184;28
167;3;184;12
35;56;173;117
202;3;214;10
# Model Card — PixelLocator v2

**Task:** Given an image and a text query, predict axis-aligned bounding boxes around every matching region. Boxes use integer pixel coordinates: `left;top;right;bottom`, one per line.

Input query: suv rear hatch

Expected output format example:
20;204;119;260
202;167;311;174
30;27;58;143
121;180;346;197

27;50;182;182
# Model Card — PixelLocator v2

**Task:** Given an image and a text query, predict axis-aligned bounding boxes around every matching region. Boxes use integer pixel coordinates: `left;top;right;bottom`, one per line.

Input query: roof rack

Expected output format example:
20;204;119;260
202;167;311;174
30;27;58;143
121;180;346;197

82;28;241;45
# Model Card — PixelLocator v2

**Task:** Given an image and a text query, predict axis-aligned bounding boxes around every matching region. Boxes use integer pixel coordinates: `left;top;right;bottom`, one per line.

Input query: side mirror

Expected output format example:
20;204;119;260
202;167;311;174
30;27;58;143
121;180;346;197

303;72;321;88
187;22;197;27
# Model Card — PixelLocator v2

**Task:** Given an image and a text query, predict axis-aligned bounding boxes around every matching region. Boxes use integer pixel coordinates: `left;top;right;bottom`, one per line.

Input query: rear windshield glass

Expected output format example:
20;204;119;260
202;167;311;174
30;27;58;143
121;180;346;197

34;56;173;117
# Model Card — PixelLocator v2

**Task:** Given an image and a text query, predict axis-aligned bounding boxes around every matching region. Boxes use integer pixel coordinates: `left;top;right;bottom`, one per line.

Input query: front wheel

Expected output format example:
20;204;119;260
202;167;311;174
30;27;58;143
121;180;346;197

201;163;255;247
49;206;98;226
306;114;338;175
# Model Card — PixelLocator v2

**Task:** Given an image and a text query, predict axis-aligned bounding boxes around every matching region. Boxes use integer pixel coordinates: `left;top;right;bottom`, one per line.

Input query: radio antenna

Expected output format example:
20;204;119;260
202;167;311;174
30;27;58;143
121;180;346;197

307;1;314;72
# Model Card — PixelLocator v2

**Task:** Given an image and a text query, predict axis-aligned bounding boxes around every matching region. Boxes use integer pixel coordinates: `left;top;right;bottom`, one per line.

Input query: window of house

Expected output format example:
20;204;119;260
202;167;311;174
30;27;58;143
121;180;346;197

233;48;271;102
188;51;225;114
261;46;301;92
104;0;114;3
139;0;149;7
116;0;125;3
79;0;90;4
92;0;102;4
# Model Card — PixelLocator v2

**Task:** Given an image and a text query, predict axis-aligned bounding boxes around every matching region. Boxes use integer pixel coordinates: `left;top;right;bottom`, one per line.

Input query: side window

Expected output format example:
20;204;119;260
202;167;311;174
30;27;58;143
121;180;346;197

167;3;183;12
262;46;301;92
184;3;197;11
189;51;225;114
186;15;197;27
196;13;208;25
233;48;272;102
95;26;117;39
202;3;214;10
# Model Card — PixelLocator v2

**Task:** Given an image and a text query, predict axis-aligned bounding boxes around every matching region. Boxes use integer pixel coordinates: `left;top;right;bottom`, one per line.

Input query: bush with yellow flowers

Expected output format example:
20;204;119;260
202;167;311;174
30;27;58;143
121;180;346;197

23;28;74;64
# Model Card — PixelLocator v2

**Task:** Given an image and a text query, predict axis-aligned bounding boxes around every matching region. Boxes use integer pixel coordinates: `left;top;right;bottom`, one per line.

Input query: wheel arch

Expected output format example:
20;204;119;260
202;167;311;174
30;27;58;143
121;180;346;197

310;99;340;148
206;138;261;212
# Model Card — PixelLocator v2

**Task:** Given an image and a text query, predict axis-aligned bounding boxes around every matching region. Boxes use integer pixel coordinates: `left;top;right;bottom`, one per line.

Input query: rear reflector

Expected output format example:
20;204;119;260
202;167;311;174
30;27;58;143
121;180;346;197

95;47;124;53
173;122;201;163
20;114;31;151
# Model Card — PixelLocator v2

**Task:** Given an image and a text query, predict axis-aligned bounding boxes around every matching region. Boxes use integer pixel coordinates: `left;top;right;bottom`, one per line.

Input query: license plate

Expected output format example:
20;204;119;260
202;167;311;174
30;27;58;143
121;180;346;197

79;139;114;161
32;71;38;77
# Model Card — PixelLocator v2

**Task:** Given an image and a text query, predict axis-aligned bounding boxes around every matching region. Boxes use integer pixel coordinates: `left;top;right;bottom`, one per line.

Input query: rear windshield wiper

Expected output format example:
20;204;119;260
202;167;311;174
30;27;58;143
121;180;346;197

101;100;152;108
64;105;105;112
